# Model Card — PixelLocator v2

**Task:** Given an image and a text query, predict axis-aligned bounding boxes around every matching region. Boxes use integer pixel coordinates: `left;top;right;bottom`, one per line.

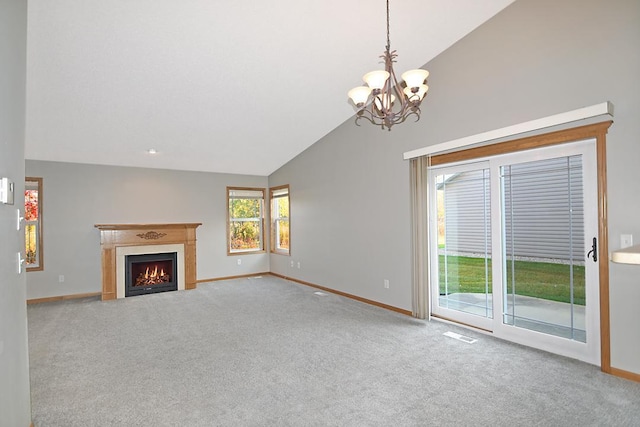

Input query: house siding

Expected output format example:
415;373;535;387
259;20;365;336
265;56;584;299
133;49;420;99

441;169;492;256
441;156;585;262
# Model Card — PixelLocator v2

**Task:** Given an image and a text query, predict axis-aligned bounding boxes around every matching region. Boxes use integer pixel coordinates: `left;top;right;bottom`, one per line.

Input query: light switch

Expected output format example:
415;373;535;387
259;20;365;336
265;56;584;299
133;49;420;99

16;209;23;231
17;252;25;274
0;177;15;205
621;234;633;249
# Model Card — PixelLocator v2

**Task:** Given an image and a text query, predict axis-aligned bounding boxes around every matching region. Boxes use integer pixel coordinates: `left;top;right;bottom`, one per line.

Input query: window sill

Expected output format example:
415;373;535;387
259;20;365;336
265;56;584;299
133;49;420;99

228;250;265;256
270;250;290;256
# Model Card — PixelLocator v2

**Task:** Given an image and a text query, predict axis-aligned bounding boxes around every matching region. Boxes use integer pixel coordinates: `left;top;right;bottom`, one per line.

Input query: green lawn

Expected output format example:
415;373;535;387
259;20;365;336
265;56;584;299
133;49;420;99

439;255;585;305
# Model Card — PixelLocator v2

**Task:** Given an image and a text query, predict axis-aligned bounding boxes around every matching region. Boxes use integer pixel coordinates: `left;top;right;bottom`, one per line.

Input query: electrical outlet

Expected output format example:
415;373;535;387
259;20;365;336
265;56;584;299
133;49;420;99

297;261;301;269
621;234;633;249
237;259;242;265
59;275;65;283
384;279;390;289
290;260;294;268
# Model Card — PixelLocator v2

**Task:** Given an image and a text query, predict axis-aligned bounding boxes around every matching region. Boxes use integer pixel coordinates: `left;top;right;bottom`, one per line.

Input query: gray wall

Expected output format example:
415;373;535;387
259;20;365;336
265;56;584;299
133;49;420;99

25;160;269;300
269;0;640;375
0;0;32;424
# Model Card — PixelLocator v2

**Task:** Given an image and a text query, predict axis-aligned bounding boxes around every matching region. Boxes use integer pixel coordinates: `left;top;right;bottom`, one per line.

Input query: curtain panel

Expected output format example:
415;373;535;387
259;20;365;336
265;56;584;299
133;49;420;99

409;156;430;319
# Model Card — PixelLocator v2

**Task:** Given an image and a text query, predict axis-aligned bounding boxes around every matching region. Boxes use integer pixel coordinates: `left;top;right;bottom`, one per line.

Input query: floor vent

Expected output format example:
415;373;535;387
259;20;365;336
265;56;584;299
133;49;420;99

247;276;262;280
314;291;328;296
444;331;477;344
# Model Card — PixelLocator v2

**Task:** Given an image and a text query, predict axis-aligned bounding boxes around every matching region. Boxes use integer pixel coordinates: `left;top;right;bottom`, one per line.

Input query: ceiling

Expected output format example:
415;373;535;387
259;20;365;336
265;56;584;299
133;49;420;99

25;0;515;176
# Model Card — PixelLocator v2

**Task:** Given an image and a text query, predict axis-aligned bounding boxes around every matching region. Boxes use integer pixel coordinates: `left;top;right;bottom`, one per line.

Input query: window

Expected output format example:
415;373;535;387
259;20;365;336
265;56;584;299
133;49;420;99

227;187;265;254
270;185;290;255
25;177;44;271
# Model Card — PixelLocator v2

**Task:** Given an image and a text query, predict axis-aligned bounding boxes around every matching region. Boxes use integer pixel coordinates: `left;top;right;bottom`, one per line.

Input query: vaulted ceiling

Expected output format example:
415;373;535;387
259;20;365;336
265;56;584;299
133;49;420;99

25;0;515;176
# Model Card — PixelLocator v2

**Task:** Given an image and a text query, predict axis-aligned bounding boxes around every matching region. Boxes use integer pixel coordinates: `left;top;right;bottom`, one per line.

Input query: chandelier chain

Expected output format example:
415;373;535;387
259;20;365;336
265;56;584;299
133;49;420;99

386;0;391;52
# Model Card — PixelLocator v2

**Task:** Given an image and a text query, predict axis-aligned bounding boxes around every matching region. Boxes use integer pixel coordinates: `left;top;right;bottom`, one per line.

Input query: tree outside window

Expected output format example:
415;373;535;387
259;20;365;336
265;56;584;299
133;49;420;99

25;177;44;271
227;187;265;254
270;185;290;255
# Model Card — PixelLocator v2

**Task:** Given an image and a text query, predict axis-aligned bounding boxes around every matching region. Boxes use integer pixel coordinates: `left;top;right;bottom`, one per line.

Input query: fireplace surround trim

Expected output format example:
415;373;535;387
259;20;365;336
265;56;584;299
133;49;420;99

95;223;201;301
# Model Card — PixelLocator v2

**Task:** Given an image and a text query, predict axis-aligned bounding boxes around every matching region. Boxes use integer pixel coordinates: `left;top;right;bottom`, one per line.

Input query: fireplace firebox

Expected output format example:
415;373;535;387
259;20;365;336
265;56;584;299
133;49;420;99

125;252;178;297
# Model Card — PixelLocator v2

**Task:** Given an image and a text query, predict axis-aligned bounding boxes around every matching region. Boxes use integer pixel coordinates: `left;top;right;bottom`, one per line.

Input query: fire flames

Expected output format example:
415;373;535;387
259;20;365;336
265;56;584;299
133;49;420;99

134;265;170;287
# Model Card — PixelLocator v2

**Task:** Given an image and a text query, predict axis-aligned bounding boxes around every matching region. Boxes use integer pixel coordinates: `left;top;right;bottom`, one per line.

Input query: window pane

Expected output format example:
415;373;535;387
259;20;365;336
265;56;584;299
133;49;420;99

270;186;290;254
230;220;262;251
277;197;289;219
25;223;38;266
230;198;261;219
25;189;38;221
501;155;586;342
437;168;493;318
25;177;44;271
277;219;289;250
227;187;264;254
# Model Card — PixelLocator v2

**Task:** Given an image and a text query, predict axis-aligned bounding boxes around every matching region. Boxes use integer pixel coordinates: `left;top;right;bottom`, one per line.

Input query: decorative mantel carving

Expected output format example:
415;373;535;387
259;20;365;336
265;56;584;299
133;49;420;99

136;231;167;240
94;223;201;301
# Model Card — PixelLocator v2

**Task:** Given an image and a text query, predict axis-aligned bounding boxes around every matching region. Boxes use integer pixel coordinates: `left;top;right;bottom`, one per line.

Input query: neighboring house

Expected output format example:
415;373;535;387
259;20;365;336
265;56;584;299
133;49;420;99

439;156;585;262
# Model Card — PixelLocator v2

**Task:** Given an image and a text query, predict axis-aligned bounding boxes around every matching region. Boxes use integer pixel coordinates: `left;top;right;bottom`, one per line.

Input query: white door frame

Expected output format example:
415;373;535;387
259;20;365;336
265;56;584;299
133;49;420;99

428;139;601;364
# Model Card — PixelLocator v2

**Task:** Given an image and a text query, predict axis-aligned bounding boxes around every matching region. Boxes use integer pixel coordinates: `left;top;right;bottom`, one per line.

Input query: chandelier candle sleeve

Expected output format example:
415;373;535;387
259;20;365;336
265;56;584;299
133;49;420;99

347;0;430;130
374;94;396;111
404;84;429;102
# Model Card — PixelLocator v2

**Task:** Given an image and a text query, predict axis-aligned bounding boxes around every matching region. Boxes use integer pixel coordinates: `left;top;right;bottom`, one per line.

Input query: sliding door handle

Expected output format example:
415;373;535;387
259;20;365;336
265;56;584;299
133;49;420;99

587;237;597;262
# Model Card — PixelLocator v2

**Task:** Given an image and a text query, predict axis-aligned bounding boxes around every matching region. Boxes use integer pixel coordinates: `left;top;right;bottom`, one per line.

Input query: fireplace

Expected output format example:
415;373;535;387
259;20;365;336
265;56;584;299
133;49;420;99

125;252;178;297
95;223;201;301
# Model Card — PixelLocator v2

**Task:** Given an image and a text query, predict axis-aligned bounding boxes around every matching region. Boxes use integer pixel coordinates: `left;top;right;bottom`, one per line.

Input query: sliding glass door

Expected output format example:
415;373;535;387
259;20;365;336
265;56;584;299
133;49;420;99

429;140;600;364
500;155;586;341
431;162;493;331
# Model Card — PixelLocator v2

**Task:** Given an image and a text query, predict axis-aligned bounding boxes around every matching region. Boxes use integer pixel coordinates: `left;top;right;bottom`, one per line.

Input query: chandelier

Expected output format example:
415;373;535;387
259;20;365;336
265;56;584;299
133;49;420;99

348;0;429;130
